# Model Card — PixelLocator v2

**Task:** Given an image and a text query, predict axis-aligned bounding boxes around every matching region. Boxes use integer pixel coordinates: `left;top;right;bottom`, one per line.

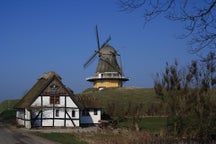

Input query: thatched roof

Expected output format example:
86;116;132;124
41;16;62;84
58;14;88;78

14;71;82;109
75;94;101;109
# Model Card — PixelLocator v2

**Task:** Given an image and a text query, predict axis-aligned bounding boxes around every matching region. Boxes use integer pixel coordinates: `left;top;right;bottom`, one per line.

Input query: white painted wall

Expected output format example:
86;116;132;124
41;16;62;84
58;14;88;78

25;109;31;129
66;97;78;108
16;110;25;126
17;95;101;128
30;99;80;127
80;109;101;124
31;95;78;108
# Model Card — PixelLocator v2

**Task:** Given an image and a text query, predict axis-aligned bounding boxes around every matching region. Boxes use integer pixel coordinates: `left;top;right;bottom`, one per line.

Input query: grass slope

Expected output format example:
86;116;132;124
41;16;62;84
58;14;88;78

0;88;166;130
81;87;164;116
0;99;19;113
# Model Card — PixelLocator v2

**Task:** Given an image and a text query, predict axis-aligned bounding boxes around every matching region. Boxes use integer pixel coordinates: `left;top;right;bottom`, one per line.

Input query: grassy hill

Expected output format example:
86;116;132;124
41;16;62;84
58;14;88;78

0;88;161;115
0;88;167;131
0;99;19;113
0;87;163;119
79;87;165;117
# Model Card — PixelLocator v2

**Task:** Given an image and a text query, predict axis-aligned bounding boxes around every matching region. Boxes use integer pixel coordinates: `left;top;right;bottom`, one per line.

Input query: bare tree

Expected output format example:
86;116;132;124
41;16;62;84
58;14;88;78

118;0;216;53
154;54;216;141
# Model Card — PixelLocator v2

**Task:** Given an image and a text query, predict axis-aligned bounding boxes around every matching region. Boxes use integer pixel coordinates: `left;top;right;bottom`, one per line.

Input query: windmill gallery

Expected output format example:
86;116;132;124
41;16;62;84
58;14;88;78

15;26;129;128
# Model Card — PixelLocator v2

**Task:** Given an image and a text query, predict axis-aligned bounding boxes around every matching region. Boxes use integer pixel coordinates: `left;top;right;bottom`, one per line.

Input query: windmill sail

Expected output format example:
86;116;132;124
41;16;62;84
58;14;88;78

84;26;129;88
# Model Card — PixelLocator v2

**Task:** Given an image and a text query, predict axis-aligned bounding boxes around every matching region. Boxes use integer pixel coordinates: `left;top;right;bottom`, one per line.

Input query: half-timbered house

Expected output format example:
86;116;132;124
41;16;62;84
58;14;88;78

15;71;101;128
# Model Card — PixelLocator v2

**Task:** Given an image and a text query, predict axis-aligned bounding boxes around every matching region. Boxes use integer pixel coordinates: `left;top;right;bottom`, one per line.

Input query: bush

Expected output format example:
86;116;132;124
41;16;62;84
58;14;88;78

0;109;16;123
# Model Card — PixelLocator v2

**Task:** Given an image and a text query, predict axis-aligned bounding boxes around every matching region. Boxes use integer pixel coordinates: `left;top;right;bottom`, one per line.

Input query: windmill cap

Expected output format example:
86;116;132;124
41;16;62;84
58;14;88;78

100;45;117;55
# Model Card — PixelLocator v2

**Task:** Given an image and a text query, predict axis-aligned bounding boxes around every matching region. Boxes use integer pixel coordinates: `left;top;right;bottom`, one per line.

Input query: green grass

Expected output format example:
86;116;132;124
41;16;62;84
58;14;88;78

80;87;164;116
118;116;167;132
139;117;167;131
0;99;19;113
36;133;87;144
0;88;166;131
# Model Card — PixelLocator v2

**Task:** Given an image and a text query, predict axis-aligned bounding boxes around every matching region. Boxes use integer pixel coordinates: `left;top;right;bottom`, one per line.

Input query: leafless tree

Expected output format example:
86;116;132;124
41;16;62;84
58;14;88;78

118;0;216;53
153;54;216;140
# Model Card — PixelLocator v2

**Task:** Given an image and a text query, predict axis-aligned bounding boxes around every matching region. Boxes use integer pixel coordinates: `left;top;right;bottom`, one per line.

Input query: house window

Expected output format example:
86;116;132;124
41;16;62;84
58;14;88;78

82;109;89;116
55;109;59;117
72;110;75;117
94;109;98;115
50;95;60;104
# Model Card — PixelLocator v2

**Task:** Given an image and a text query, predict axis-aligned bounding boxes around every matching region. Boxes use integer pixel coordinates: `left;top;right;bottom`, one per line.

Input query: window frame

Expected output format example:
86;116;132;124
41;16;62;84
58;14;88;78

50;95;60;105
55;109;59;117
72;110;76;117
94;109;98;115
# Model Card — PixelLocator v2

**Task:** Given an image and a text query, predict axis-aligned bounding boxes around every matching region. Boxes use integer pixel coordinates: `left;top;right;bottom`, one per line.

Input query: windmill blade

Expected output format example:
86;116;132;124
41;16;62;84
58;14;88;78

101;36;111;48
118;55;123;75
96;25;100;50
116;52;120;56
84;51;98;68
110;51;120;56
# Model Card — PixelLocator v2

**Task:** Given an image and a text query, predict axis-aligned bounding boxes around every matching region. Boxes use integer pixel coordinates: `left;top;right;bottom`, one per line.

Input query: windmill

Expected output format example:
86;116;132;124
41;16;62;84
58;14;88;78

84;25;129;88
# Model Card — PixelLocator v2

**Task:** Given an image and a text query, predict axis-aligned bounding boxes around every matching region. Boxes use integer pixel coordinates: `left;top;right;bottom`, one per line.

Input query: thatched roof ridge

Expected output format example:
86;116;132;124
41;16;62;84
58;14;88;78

75;94;101;109
15;71;101;110
14;71;81;109
39;71;61;80
15;75;52;109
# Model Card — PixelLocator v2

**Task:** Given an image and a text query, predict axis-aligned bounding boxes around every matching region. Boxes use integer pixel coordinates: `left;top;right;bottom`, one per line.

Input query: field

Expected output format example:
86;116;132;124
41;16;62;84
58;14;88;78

0;88;166;127
0;88;169;144
80;87;165;117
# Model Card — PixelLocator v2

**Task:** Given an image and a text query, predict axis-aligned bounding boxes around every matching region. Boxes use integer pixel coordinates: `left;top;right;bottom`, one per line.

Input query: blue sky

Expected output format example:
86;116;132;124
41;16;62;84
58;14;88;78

0;0;200;101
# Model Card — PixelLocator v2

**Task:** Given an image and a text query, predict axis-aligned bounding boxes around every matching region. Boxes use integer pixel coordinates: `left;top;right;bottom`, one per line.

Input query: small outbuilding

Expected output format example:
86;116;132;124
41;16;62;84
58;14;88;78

14;71;101;128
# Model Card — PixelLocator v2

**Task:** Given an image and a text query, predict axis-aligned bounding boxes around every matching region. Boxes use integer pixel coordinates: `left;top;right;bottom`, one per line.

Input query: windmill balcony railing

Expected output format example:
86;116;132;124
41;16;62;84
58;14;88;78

86;73;128;80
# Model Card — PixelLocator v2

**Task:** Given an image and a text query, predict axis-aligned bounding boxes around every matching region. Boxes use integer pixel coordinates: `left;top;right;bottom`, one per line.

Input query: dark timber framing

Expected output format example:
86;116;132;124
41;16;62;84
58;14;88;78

14;72;85;128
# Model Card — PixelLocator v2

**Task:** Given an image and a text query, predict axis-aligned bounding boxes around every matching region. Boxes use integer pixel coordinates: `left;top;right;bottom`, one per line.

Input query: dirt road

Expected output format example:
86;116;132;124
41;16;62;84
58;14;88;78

0;122;59;144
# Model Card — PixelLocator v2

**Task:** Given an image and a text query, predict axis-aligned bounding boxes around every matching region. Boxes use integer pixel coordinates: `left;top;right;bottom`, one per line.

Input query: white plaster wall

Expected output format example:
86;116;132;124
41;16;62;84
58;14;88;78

43;96;50;105
28;95;83;127
80;110;101;124
66;97;78;107
31;97;41;106
36;108;80;127
66;108;79;119
66;120;80;127
42;120;53;126
92;110;101;123
31;96;78;108
25;109;31;128
17;118;24;126
74;120;80;126
54;120;64;126
66;120;73;127
42;109;53;118
31;96;50;106
16;110;25;126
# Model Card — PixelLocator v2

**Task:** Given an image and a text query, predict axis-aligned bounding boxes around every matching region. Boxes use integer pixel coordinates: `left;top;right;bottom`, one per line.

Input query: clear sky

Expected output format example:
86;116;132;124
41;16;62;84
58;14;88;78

0;0;200;102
